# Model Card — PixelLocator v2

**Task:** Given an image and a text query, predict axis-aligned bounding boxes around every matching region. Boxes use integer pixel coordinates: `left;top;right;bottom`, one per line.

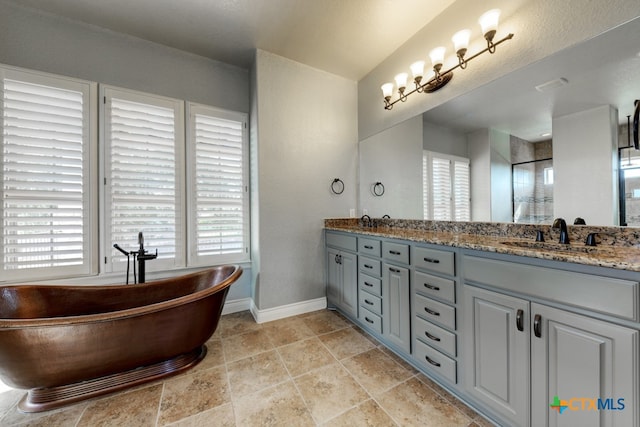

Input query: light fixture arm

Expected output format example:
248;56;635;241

383;32;514;110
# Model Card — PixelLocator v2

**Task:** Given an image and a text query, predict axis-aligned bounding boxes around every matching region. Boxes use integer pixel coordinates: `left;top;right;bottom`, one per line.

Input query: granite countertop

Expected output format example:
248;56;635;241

325;219;640;273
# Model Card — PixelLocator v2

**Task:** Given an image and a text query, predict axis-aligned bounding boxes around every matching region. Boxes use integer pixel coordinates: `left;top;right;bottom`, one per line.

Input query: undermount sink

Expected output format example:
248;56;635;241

500;240;604;254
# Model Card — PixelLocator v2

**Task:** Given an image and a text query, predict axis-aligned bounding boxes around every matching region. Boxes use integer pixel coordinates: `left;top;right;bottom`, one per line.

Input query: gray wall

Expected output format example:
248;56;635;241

0;1;248;113
252;50;358;310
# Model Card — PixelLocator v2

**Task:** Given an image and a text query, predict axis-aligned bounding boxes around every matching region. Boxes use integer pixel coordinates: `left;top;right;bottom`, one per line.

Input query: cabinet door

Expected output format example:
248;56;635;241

383;263;410;353
531;303;638;427
463;286;530;427
340;251;358;318
326;248;341;305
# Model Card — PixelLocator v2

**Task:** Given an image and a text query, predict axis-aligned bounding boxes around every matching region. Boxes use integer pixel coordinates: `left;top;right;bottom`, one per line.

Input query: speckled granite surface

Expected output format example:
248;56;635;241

325;218;640;272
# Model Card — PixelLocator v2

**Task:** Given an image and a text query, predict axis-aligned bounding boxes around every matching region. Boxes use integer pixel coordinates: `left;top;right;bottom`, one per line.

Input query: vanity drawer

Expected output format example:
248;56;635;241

325;232;356;252
414;316;456;357
359;238;381;257
414;294;456;330
413;246;455;276
413;339;457;383
359;306;382;334
359;256;381;277
359;290;382;315
359;273;382;296
414;271;455;303
382;242;409;265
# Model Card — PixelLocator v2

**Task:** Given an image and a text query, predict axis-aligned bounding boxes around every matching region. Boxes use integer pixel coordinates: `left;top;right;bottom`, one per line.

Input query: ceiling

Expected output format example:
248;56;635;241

7;0;456;81
7;1;640;143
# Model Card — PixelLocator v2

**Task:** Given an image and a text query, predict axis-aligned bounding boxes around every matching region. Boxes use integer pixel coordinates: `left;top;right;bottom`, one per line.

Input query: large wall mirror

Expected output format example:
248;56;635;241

359;16;640;227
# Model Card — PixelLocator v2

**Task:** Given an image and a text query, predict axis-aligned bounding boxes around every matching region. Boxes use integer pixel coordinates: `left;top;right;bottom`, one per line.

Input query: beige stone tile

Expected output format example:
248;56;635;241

161;402;235;427
222;329;274;363
1;399;87;427
302;310;350;335
0;388;24;421
378;346;419;374
157;366;230;426
295;363;369;424
318;327;376;360
322;399;397;427
218;311;260;338
190;340;225;373
77;383;162;427
262;317;316;347
226;350;289;398
341;348;413;395
233;380;314;426
375;377;471;427
278;337;337;377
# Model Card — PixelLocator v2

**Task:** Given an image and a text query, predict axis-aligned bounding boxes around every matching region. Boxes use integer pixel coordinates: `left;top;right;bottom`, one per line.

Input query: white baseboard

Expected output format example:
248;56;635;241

250;297;327;324
221;297;252;315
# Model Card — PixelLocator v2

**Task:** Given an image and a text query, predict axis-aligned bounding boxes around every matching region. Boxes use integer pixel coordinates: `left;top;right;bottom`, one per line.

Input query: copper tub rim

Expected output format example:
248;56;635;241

0;265;242;328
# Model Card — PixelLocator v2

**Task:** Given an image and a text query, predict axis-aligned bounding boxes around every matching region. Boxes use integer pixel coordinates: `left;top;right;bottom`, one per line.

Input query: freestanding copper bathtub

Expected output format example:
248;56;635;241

0;265;242;413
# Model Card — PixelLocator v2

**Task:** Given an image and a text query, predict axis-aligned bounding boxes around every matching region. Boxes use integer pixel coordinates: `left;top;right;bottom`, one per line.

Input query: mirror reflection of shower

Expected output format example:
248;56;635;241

511;137;554;224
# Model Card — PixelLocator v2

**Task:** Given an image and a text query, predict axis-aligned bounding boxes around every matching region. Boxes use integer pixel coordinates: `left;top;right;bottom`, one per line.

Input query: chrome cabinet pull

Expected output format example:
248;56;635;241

423;257;440;264
534;314;542;338
424;307;440;316
425;331;441;342
425;356;441;367
516;309;524;332
423;283;440;291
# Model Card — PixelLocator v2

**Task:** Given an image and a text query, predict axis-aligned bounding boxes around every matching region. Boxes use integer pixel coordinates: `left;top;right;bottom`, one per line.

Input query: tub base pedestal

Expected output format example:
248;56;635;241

18;345;207;413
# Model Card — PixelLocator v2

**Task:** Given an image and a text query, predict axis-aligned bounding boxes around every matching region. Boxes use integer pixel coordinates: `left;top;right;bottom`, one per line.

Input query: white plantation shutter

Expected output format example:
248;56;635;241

453;159;470;221
103;87;184;271
1;69;96;281
423;151;470;221
187;104;248;265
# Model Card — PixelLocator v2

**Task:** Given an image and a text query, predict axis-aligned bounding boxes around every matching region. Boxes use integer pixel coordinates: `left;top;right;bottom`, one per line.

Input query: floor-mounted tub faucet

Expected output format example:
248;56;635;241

113;232;157;284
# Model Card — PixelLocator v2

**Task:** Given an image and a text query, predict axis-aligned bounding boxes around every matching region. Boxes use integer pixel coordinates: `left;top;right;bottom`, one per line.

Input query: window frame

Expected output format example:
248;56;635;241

100;85;186;274
0;65;98;282
185;102;250;266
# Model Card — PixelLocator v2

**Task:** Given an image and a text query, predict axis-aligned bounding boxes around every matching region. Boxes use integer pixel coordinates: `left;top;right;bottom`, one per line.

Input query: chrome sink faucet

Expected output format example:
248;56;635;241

552;218;570;244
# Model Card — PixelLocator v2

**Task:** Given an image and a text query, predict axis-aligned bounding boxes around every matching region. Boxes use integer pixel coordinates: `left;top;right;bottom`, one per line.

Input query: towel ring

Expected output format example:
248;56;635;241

372;182;385;196
331;178;345;195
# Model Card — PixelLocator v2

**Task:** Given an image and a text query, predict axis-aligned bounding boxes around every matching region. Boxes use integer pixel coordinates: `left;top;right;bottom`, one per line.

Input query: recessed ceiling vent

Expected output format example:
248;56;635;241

535;77;569;92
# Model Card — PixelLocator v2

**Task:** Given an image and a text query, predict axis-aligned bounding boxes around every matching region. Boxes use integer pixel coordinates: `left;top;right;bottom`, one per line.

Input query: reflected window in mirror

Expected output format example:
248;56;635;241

619;148;640;226
423;151;470;221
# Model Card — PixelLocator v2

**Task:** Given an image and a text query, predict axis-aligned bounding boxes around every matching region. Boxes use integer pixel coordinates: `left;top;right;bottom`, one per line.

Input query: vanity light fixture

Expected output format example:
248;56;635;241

381;9;514;110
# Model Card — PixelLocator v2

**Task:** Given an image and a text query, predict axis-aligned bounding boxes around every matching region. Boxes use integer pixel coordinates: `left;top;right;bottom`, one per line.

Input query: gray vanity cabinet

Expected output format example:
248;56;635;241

463;285;530;427
382;261;410;353
462;253;639;427
326;232;358;318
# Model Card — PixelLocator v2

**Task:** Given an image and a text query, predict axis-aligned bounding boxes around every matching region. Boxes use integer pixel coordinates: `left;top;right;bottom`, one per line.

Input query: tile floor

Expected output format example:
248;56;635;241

0;309;494;426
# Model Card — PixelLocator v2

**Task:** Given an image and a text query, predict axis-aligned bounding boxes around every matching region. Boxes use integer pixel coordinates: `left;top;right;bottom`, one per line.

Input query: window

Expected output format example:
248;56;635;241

423;151;470;221
186;104;249;265
102;87;185;272
0;67;97;281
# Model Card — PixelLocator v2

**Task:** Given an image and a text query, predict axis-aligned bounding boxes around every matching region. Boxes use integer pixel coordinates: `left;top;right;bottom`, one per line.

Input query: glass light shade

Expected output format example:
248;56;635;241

381;82;394;98
479;9;500;37
410;61;425;79
429;47;446;67
452;29;471;54
394;72;408;89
